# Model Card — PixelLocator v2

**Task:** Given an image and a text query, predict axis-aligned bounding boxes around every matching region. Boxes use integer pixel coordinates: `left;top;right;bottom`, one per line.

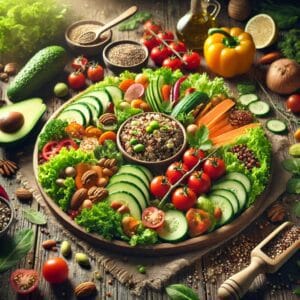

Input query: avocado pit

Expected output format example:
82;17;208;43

0;111;24;133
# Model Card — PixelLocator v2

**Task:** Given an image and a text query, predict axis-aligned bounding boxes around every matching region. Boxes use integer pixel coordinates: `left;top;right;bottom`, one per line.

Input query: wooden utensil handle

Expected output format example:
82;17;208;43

218;256;265;300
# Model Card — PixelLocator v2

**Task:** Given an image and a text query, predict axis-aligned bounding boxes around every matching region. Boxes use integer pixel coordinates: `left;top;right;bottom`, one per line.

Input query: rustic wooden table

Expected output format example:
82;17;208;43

0;0;299;299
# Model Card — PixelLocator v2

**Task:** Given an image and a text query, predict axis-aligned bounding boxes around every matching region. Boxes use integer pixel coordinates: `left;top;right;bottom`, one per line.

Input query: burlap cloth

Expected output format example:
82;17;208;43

14;133;290;295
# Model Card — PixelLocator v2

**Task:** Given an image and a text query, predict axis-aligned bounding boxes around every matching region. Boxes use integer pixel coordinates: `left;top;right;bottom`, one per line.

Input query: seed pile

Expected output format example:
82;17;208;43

229;109;254;127
231;144;260;170
0;200;11;231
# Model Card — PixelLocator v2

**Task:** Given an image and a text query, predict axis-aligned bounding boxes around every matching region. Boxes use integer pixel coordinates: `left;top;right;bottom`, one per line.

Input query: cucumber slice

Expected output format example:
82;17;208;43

211;179;247;211
107;192;141;220
76;100;98;124
209;194;234;226
85;90;111;113
248;100;270;116
224;172;251;193
107;182;147;209
157;210;188;242
77;96;103;117
65;103;91;125
109;173;150;204
146;81;160;111
105;86;123;106
57;109;86;125
136;165;153;182
238;93;258;106
266;119;287;134
118;165;150;185
210;189;239;215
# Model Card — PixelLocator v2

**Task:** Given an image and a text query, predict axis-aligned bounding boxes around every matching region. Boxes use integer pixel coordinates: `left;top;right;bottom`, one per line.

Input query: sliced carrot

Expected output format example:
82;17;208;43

161;84;172;101
211;123;261;146
131;99;145;109
98;131;117;145
210;123;236;138
195;99;235;127
207;113;228;131
75;163;91;189
119;79;135;92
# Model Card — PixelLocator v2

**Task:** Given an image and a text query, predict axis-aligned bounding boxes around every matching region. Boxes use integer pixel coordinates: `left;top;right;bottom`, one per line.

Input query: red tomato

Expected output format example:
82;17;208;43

169;41;187;53
140;34;159;51
182;51;201;71
157;31;175;43
142;207;165;229
143;20;162;34
71;56;88;71
150;45;172;66
172;187;197;211
42;257;68;284
10;269;39;294
150;175;170;198
186;208;211;237
187;171;211;195
68;71;86;90
162;56;183;71
184;87;196;95
166;162;188;184
183;148;206;169
214;207;222;220
58;138;79;151
203;157;226;180
286;94;300;113
42;141;60;161
87;64;104;82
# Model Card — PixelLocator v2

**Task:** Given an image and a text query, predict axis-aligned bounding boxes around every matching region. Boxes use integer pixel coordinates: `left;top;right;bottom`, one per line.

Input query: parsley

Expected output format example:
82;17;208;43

115;107;143;126
237;81;257;95
93;140;123;164
118;11;152;31
278;29;300;63
187;125;212;151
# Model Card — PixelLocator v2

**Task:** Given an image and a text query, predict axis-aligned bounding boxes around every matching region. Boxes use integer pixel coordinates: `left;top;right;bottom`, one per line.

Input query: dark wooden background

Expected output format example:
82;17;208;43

0;0;298;299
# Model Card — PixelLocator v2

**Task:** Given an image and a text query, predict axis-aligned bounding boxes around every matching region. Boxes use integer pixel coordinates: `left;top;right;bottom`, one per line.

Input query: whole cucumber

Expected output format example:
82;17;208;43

7;45;67;102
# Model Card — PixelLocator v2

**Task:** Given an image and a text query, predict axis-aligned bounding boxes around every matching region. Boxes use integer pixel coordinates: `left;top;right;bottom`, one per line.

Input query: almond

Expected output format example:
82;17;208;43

15;188;33;201
42;239;57;250
71;188;88;210
74;281;97;298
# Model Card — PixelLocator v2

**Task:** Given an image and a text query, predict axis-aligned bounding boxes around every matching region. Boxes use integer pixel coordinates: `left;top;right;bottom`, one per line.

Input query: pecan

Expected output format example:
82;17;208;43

74;281;97;298
98;158;107;167
81;170;98;188
71;188;88;210
98;113;117;126
267;202;286;223
15;188;33;201
0;159;18;177
42;239;57;250
88;187;108;203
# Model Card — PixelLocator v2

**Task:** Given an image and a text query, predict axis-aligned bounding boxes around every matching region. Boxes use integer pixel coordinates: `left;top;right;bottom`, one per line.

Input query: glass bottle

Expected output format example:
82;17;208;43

176;0;220;51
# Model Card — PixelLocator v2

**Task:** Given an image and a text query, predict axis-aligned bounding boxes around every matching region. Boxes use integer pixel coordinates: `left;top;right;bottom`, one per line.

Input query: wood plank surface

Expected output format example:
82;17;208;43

0;0;298;299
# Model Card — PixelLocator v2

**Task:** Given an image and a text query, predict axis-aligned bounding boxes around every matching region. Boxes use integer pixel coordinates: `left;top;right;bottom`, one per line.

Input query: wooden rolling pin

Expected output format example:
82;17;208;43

218;222;300;300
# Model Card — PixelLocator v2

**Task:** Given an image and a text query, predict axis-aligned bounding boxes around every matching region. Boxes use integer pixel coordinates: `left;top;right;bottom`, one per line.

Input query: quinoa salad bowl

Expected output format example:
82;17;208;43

34;68;273;255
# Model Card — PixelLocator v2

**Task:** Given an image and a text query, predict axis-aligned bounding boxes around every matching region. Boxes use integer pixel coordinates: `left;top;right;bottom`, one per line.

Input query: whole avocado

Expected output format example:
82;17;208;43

7;45;67;102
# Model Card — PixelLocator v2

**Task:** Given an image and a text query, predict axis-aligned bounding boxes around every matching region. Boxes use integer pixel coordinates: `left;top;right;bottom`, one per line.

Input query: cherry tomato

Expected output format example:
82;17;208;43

142;207;165;229
214;207;222;220
71;56;88;71
87;64;104;82
140;34;159;51
182;51;201;71
187;171;211;195
172;187;197;211
183;148;206;169
166;162;188;184
143;20;162;34
150;175;170;198
203;157;226;180
58;138;79;151
10;269;39;295
150;45;172;66
186;208;211;237
286;94;300;113
42;141;60;161
68;71;86;90
169;41;187;53
157;31;175;43
42;257;68;284
185;87;196;96
162;56;183;71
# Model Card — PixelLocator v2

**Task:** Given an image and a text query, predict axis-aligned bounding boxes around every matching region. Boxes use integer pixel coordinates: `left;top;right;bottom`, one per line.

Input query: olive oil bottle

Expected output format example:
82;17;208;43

176;0;220;51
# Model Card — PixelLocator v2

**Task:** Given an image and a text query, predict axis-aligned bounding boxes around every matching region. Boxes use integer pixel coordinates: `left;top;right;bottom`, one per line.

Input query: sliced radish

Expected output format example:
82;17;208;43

124;83;145;101
172;76;187;105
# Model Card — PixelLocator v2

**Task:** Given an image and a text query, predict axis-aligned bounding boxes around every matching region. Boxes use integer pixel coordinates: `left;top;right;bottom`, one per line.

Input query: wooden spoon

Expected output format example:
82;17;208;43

218;222;300;300
78;6;138;45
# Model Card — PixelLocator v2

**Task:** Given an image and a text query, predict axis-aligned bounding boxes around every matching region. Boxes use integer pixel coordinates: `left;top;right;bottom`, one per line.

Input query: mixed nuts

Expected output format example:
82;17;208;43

0;62;18;82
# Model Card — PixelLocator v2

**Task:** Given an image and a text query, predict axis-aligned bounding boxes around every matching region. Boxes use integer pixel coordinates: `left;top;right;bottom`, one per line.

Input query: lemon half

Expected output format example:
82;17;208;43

245;14;277;49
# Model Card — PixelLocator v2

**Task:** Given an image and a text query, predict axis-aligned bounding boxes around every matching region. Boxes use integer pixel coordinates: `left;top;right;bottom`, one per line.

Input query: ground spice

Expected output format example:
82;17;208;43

0;200;11;231
107;43;146;67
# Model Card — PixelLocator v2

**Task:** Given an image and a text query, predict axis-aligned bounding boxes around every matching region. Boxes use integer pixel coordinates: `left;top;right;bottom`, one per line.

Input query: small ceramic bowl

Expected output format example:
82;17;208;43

103;40;149;74
117;112;187;171
0;196;14;237
65;20;112;57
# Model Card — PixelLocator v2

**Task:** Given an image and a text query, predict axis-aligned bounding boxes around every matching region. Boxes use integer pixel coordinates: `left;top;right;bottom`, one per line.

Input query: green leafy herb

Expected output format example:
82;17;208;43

187;125;212;151
176;112;195;126
129;226;158;246
143;68;183;85
0;229;34;273
119;11;152;31
115;107;143;126
58;177;76;211
76;201;126;240
278;29;300;63
287;178;300;194
237;81;256;95
23;208;47;225
292;201;300;217
166;284;199;300
119;70;136;81
38;119;68;151
94;140;123;164
294;286;300;296
137;265;146;274
0;0;68;60
282;158;300;176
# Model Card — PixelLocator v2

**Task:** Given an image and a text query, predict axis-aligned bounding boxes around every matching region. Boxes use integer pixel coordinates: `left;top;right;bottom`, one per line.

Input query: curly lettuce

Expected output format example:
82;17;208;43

143;67;183;85
129;225;158;246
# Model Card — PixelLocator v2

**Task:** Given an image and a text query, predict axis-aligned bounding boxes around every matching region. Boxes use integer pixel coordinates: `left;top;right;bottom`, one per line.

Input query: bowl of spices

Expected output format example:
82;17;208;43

103;40;149;74
0;196;13;237
65;20;112;57
117;112;187;170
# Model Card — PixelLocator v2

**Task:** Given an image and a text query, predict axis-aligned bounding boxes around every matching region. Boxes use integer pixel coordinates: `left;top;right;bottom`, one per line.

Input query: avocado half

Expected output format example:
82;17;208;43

0;98;46;146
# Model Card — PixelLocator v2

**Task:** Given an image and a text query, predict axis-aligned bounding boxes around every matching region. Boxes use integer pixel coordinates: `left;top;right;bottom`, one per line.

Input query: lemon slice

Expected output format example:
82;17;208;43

245;14;277;49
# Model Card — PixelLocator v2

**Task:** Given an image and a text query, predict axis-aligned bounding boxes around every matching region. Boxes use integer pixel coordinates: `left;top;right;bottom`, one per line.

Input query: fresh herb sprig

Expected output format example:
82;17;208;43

118;11;152;31
282;158;300;194
166;284;199;300
187;125;212;151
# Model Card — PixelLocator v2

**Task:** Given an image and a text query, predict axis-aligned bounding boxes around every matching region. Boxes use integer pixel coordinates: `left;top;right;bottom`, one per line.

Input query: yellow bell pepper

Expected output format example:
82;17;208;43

204;27;256;78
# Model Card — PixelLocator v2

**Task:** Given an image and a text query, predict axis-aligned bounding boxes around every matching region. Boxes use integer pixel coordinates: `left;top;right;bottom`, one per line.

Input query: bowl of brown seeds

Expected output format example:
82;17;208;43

103;40;149;74
0;196;13;237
